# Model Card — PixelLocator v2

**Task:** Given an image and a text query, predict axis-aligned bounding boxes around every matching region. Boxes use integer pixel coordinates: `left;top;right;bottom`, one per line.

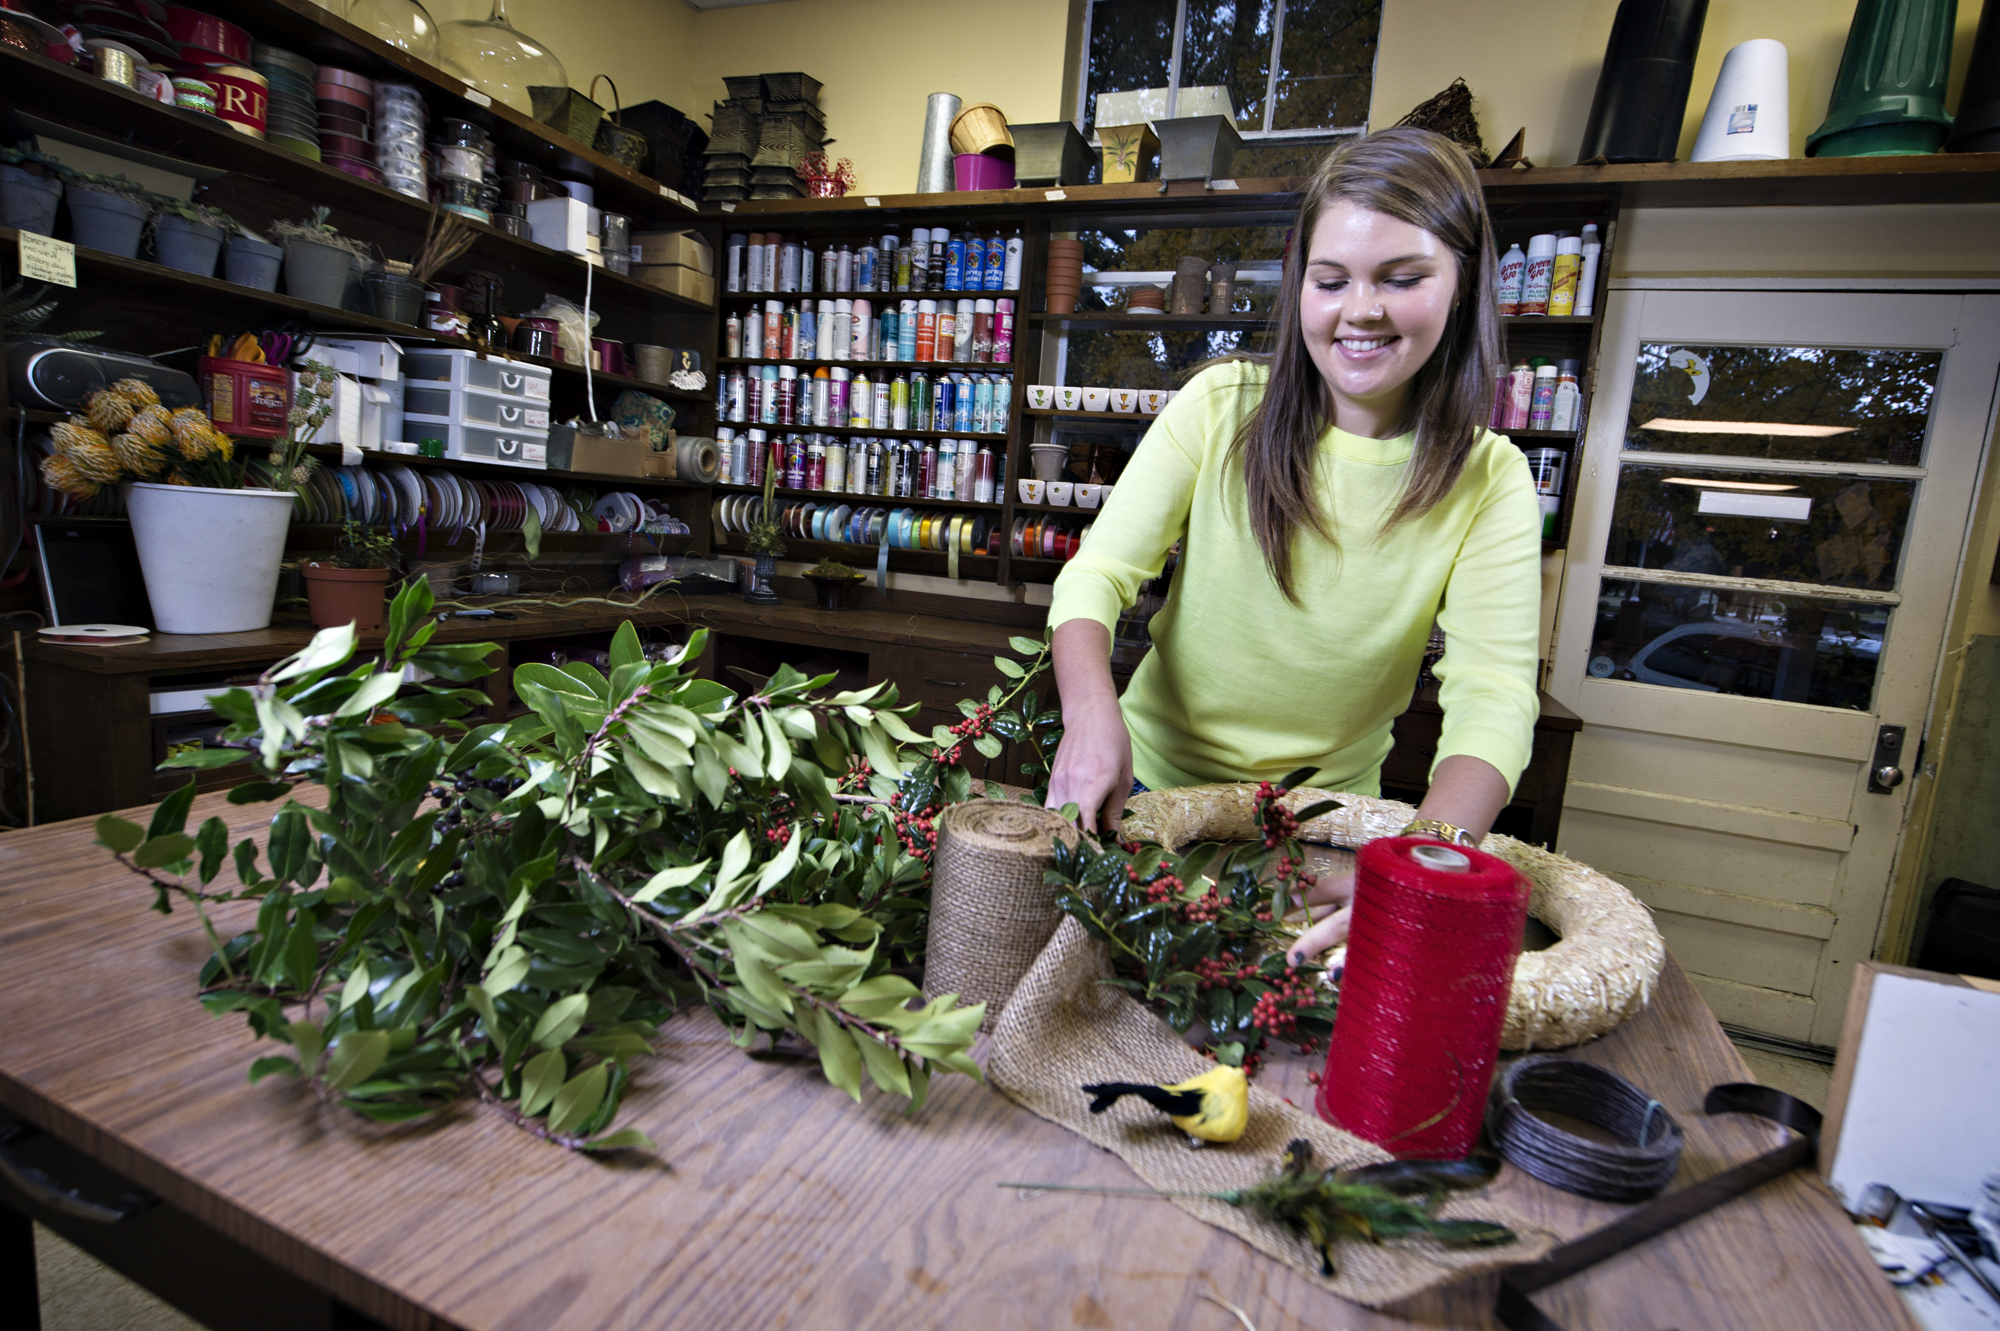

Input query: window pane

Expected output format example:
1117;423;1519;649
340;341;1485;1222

1589;579;1886;710
1232;139;1339;177
1178;0;1278;131
1063;327;1275;390
1272;0;1380;131
1626;343;1941;467
1085;0;1177;137
1605;464;1913;593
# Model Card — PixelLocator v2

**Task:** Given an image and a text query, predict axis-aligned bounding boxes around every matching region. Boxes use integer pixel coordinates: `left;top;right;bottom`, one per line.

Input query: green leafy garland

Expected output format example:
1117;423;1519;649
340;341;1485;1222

96;580;988;1150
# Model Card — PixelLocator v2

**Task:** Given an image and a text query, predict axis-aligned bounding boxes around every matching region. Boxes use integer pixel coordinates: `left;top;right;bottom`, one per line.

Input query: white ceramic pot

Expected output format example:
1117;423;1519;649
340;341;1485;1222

1046;481;1074;506
1026;384;1055;409
1018;478;1045;504
1138;389;1167;413
1054;386;1083;411
1109;389;1137;413
1081;388;1111;411
1076;484;1103;509
125;482;295;634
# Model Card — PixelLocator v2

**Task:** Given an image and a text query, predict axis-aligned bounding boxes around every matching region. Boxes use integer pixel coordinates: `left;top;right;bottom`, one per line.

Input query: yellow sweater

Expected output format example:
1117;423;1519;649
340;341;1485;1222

1049;361;1543;796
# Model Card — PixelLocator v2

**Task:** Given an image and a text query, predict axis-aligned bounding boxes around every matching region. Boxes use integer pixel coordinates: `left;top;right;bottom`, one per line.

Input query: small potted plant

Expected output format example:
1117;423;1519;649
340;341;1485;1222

302;520;399;630
65;172;152;259
223;227;285;292
272;206;368;309
742;465;785;606
802;558;864;610
0;140;66;237
150;196;236;279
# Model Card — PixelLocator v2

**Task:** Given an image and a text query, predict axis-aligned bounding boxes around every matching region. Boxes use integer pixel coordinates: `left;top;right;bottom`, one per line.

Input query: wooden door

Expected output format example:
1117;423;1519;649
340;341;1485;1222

1548;289;2000;1046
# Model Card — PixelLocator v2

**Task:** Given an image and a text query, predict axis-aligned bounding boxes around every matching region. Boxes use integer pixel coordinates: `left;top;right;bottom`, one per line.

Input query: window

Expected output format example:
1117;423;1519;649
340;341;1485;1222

1077;0;1380;172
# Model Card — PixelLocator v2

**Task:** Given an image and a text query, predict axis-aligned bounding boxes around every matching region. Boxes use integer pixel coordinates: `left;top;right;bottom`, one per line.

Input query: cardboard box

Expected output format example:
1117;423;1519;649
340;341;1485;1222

548;426;647;477
633;262;714;305
631;230;713;273
641;447;677;478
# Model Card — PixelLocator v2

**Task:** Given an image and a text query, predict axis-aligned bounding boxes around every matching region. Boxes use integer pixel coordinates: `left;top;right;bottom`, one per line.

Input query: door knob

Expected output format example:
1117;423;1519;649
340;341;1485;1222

1867;725;1908;795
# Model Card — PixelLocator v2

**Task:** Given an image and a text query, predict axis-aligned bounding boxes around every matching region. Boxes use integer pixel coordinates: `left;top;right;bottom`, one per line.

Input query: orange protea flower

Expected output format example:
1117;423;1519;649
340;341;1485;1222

209;428;235;462
67;438;124;483
39;453;99;500
83;392;136;434
110;431;165;474
166;471;194;486
109;377;160;407
128;403;173;447
50;420;108;456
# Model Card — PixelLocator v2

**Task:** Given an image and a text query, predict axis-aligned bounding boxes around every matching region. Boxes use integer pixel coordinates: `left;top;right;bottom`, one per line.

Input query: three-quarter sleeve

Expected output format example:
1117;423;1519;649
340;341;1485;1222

1428;438;1545;796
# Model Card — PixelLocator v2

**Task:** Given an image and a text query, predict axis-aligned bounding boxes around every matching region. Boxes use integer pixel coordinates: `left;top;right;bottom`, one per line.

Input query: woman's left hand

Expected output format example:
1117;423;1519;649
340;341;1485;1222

1287;868;1357;966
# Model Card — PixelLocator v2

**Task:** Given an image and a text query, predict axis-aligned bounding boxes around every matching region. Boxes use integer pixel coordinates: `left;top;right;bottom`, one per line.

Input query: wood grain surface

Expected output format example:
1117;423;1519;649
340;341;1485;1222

0;793;1909;1331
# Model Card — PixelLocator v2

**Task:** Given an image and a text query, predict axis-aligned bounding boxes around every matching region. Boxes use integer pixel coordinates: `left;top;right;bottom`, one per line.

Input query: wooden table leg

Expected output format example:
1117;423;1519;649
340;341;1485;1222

0;1199;39;1331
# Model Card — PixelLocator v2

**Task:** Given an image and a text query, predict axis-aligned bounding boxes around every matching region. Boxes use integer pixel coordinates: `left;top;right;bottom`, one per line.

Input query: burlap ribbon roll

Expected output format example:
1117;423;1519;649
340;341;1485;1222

987;917;1554;1307
923;800;1074;1030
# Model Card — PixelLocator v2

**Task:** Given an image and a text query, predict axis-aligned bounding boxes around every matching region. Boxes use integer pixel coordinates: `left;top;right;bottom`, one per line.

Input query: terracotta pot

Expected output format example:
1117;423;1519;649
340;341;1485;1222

302;562;394;630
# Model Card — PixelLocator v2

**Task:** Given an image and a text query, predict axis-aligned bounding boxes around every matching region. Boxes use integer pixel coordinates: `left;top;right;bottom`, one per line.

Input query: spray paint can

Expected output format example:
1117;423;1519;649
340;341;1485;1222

1520;233;1557;316
993;298;1015;364
1505;358;1535;429
1496;242;1526;317
1548;235;1583;317
1575;224;1602;317
1529;363;1558;428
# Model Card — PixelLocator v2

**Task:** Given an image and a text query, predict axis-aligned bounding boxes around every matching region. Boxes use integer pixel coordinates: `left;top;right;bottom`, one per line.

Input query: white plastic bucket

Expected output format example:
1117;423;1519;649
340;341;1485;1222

1692;39;1791;162
126;482;295;634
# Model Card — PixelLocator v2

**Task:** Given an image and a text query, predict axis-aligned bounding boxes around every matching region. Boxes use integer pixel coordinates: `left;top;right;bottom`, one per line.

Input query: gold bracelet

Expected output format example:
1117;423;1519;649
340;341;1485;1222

1399;818;1478;848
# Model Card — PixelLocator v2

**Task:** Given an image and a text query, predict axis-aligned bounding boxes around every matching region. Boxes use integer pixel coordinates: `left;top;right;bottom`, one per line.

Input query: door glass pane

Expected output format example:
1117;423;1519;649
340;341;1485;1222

1589;578;1887;710
1604;465;1913;592
1271;0;1380;131
1085;0;1178;137
1178;0;1276;132
1625;343;1941;466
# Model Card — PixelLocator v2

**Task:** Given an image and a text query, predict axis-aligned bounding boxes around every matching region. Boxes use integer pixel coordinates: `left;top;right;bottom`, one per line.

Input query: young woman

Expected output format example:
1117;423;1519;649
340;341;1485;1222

1043;128;1543;964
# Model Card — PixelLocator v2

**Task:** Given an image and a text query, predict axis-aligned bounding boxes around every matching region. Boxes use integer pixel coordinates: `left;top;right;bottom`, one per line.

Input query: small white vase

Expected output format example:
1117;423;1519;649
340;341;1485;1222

126;483;296;634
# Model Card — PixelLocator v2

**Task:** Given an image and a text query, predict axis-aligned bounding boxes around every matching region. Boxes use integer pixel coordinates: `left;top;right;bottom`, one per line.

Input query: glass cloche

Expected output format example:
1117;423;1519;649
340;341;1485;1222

345;0;442;65
437;0;566;116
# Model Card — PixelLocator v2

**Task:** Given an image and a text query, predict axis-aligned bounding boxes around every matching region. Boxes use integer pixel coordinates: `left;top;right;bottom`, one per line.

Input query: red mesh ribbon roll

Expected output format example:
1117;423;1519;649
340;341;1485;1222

1315;837;1529;1159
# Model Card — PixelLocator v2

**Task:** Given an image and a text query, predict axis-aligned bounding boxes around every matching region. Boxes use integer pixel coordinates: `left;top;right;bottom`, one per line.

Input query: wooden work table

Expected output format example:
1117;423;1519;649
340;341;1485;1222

0;791;1908;1331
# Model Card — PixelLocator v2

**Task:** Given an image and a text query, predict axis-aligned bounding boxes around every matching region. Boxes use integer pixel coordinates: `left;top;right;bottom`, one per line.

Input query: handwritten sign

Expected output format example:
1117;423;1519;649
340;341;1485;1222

461;84;492;109
19;232;75;287
864;196;881;207
1044;190;1067;201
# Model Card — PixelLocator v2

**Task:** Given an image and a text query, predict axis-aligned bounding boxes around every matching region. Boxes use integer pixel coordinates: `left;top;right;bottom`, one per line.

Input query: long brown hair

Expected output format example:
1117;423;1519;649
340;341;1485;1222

1227;127;1502;601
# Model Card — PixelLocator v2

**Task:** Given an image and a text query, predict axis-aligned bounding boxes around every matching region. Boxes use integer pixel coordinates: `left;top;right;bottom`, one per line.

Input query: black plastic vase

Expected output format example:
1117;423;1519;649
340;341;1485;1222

1578;0;1711;163
1948;0;2000;153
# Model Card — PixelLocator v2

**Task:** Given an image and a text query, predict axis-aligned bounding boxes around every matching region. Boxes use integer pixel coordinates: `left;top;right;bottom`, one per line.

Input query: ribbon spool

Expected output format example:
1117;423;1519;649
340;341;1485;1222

1316;837;1529;1159
924;802;1075;1029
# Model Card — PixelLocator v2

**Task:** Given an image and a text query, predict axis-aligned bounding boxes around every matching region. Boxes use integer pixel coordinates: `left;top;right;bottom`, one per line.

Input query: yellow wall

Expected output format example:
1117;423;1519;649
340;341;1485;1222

682;0;1072;196
1370;0;1984;168
427;0;700;119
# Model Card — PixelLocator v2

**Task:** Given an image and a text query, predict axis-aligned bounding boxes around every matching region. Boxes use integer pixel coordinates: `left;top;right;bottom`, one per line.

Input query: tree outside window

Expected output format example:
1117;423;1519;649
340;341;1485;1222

1077;0;1381;177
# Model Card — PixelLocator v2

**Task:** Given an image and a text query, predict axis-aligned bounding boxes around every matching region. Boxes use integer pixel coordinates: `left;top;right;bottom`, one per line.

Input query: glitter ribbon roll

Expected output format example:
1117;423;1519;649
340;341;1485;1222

1316;837;1529;1159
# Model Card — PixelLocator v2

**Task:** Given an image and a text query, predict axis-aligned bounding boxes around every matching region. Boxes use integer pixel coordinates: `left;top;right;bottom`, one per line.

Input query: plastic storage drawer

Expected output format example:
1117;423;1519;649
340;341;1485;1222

403;386;551;433
401;421;547;469
402;349;551;402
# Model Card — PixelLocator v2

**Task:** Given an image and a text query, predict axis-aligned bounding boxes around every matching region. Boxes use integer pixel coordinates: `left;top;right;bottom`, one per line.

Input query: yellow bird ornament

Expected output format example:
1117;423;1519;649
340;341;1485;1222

1081;1064;1250;1144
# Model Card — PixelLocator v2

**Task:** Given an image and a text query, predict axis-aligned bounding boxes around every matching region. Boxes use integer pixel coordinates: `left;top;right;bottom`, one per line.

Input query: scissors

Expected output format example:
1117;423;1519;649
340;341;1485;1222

259;322;316;369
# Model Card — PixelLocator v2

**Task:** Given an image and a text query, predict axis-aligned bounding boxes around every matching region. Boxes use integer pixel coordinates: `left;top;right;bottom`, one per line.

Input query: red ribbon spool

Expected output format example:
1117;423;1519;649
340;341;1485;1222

1315;837;1529;1159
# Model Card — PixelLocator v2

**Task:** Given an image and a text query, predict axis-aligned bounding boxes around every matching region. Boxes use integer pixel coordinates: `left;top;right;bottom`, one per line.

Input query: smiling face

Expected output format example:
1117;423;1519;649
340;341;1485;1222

1299;199;1462;439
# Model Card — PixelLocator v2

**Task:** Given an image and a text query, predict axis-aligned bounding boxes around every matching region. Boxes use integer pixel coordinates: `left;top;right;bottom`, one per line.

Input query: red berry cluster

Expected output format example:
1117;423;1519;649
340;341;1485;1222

835;757;872;794
1274;853;1318;893
928;744;962;767
1181;886;1224;924
1254;781;1300;848
892;799;939;861
947;703;995;741
1192;951;1256;991
764;822;791;845
1249;967;1317;1041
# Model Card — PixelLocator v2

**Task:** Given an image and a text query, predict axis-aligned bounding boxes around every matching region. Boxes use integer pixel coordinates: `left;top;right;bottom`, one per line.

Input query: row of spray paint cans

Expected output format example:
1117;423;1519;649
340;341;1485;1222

1495;223;1602;318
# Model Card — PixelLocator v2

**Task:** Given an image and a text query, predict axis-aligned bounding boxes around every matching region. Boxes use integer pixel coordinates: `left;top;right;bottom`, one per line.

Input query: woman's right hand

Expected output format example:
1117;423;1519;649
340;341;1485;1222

1045;690;1134;834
